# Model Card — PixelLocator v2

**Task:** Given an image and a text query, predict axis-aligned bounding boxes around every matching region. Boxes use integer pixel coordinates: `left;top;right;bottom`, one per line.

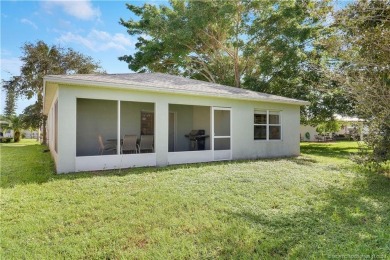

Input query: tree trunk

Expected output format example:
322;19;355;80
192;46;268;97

41;117;47;145
234;60;241;88
14;131;21;142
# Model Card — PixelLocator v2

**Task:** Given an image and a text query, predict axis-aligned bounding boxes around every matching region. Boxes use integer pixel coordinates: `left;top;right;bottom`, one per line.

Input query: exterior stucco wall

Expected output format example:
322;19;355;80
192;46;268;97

230;102;300;160
51;84;301;173
46;89;58;169
300;125;318;141
56;86;77;173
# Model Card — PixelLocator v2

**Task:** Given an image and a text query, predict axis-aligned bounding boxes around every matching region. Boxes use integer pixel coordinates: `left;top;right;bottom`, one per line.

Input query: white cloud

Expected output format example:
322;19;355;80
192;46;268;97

57;29;133;52
20;18;38;30
43;0;100;21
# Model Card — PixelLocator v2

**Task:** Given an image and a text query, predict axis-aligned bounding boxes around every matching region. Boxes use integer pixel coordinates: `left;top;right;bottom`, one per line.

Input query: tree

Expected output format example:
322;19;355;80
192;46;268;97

20;103;42;130
329;0;390;163
6;115;23;142
120;0;252;87
119;0;351;123
242;0;354;123
315;120;341;135
1;76;20;117
17;41;102;144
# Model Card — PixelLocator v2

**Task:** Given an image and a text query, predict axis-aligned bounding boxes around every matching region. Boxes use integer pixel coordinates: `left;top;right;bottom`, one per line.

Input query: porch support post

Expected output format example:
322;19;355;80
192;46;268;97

155;101;169;166
56;88;77;173
117;100;121;155
211;107;214;151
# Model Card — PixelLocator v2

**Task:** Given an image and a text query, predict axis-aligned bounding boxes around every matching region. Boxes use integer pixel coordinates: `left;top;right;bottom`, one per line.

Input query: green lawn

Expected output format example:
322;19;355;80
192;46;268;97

1;140;389;259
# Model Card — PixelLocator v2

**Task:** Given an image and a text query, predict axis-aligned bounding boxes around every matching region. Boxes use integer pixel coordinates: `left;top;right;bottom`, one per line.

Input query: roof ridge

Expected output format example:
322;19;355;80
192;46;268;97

133;73;276;97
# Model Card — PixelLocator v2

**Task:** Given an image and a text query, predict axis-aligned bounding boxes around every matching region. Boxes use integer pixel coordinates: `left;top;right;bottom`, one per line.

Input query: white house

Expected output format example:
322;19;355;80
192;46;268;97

300;115;366;142
300;125;318;142
43;73;309;173
0;120;13;138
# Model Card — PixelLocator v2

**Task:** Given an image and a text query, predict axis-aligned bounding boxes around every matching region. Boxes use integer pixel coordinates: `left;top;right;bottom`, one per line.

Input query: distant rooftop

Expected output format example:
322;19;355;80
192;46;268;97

334;114;363;122
44;73;309;105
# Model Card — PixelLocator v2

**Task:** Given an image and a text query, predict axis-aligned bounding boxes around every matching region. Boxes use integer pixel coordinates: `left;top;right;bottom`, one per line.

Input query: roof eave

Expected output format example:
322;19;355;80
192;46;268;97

43;78;48;115
43;76;310;106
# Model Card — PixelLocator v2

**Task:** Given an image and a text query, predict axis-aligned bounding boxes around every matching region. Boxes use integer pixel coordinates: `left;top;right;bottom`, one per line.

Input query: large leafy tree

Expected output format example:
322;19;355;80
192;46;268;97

16;41;102;144
329;0;390;163
242;0;353;123
120;0;253;87
20;103;41;130
119;0;350;122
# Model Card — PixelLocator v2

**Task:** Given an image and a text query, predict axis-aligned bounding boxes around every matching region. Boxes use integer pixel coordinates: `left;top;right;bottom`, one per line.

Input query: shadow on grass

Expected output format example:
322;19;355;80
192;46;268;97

300;142;358;160
226;173;390;258
290;156;318;166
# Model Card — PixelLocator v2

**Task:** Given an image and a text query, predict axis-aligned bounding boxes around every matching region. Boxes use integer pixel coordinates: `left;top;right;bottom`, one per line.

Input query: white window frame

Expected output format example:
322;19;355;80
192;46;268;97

254;110;282;141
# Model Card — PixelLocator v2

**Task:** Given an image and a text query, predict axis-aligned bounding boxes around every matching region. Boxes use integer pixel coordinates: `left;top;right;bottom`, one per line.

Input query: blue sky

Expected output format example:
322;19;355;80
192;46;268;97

1;0;168;114
1;0;351;114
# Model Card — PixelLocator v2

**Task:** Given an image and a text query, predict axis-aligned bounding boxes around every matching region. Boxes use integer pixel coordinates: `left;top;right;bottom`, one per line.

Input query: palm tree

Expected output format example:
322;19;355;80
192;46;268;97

7;115;23;142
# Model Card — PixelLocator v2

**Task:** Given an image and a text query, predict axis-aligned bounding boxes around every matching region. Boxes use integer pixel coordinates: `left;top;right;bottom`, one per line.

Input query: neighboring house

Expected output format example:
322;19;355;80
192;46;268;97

300;114;366;142
1;121;38;139
43;73;309;173
300;125;318;142
22;129;39;139
0;120;13;138
334;115;366;140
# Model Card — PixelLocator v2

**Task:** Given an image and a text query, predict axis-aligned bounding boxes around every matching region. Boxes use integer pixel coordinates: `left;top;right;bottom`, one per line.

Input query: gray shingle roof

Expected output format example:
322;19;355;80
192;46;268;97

44;73;309;105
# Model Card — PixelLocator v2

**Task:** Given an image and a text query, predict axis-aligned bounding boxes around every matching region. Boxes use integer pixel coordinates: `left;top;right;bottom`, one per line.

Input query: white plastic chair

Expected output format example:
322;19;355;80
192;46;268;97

121;135;138;154
138;135;154;153
98;135;117;155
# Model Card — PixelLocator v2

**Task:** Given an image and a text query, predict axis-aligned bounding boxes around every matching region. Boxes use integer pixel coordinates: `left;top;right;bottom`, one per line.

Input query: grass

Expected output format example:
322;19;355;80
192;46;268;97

1;140;389;259
300;141;361;162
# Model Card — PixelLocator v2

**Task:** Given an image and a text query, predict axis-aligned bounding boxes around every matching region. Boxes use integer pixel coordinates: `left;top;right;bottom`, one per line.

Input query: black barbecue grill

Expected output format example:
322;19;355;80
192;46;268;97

185;130;209;150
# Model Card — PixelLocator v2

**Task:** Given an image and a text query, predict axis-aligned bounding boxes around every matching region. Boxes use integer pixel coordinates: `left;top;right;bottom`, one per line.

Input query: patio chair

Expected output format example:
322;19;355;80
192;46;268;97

121;135;138;154
138;135;154;153
98;135;117;155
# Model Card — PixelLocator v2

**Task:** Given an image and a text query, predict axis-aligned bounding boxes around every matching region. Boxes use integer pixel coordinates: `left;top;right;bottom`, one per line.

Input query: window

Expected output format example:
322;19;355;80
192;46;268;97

254;110;281;140
141;111;154;135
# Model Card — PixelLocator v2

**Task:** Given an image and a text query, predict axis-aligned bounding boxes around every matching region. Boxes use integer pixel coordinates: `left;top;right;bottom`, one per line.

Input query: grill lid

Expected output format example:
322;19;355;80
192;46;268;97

188;130;205;136
185;130;209;140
